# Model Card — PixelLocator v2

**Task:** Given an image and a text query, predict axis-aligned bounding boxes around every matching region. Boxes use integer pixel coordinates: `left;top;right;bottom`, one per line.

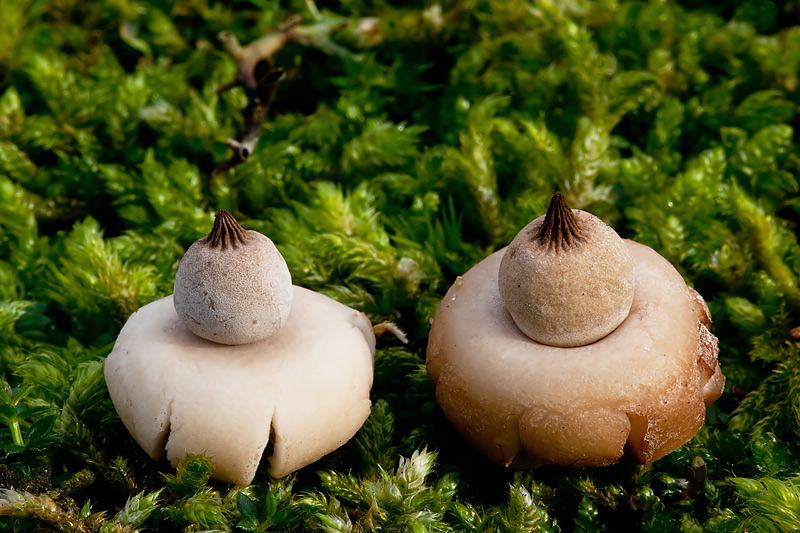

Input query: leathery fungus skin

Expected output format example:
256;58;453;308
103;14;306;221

426;194;724;468
105;213;376;485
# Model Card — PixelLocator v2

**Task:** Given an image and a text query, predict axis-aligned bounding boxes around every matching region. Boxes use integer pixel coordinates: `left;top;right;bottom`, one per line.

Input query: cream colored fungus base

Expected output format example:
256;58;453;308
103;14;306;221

105;287;375;485
427;241;714;468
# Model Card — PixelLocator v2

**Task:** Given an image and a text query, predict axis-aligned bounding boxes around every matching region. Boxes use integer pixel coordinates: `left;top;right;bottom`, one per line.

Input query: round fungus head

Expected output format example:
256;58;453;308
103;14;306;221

173;210;292;345
498;193;635;347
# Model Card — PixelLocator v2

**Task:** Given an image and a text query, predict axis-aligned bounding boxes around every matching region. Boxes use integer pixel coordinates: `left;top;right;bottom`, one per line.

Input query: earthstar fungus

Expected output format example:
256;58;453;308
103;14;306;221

105;211;375;484
427;193;724;468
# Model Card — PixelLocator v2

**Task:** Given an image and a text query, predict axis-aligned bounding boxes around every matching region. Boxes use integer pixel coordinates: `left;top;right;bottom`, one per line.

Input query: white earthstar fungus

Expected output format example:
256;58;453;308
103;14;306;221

426;194;724;468
105;212;375;485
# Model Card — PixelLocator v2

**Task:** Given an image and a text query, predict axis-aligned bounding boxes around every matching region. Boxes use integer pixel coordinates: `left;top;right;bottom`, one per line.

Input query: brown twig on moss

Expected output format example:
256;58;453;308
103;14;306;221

212;65;285;177
373;321;408;344
217;16;301;94
213;16;358;176
213;6;467;176
212;27;288;176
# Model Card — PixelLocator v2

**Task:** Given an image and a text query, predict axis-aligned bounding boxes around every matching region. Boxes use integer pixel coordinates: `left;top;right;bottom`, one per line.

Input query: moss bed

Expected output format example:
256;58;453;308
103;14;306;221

2;0;800;531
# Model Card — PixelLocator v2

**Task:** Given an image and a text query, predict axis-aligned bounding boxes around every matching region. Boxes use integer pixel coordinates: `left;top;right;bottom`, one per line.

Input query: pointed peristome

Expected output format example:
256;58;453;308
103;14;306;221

209;210;248;250
536;193;585;251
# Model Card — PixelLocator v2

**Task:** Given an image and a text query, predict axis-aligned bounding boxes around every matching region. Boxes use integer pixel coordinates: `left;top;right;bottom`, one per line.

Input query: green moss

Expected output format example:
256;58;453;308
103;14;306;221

1;0;800;530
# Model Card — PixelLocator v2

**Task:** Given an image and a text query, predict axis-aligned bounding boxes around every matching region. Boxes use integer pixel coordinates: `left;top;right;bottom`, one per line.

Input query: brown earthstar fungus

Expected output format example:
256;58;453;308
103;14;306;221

105;212;375;485
426;193;724;469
